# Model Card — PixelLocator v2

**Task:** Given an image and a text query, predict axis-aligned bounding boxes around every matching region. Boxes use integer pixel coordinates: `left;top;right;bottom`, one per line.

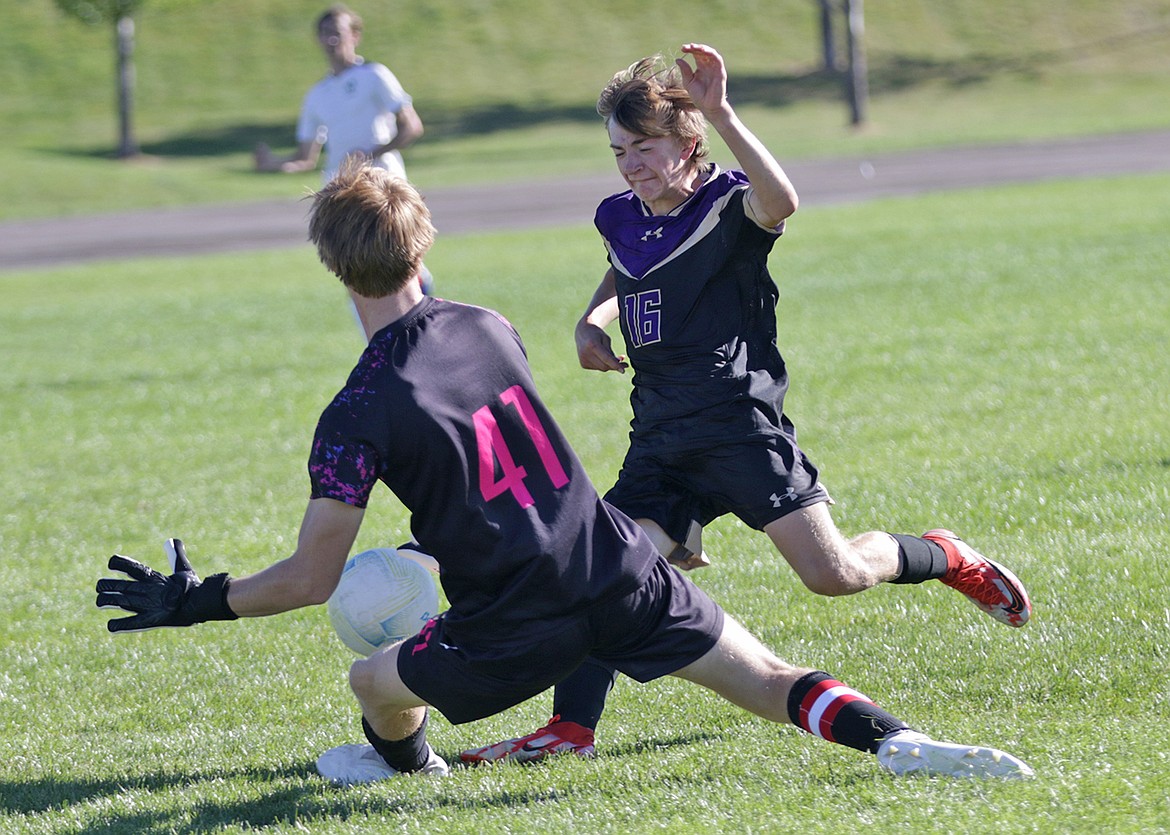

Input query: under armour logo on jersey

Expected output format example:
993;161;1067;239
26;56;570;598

640;226;664;241
770;488;797;507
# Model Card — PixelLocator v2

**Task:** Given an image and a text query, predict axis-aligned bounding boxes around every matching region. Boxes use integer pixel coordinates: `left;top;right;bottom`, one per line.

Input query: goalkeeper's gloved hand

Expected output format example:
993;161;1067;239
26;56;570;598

95;538;238;633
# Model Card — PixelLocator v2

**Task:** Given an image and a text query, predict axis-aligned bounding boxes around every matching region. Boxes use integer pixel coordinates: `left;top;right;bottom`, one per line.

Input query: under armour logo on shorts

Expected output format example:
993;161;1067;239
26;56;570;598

770;488;797;508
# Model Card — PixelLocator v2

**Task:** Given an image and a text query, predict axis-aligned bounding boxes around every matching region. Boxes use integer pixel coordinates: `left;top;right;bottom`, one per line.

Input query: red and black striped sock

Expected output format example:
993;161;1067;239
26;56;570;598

786;671;910;753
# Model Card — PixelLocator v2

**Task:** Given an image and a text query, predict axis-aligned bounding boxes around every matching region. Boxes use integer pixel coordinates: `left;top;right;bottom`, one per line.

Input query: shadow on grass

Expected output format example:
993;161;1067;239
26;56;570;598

51;50;1053;162
0;761;414;832
53;21;1170;161
2;730;729;831
0;762;310;823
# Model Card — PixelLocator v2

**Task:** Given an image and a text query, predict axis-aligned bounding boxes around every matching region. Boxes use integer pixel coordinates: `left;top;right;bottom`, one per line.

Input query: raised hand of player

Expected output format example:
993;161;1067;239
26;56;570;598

95;538;237;633
676;43;730;119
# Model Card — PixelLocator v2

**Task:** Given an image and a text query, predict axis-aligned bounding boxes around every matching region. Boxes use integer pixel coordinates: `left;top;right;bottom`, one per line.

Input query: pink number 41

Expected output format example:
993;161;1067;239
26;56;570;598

473;385;569;508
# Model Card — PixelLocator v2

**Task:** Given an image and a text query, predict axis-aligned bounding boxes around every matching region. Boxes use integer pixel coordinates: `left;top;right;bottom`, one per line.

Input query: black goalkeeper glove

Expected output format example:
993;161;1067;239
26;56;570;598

95;538;238;633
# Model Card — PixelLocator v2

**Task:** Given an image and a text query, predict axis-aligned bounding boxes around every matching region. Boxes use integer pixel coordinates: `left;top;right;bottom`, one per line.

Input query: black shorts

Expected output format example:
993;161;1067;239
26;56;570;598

396;559;724;725
604;433;831;545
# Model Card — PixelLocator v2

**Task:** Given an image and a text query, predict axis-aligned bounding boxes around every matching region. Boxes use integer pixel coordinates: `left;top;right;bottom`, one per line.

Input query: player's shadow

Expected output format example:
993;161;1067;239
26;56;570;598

596;727;729;760
2;732;730;830
3;728;878;829
2;760;483;831
0;763;311;829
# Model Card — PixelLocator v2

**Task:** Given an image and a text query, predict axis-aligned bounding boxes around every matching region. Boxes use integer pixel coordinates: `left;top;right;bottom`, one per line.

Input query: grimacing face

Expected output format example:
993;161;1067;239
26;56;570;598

607;119;698;215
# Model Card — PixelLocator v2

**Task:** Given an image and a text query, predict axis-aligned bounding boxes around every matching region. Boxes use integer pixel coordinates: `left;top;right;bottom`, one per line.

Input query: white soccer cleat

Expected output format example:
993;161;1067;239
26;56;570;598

876;730;1034;779
316;743;449;786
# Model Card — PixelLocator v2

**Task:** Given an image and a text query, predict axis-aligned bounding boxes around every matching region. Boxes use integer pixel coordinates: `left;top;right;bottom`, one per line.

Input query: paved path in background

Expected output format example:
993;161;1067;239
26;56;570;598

1;129;1167;272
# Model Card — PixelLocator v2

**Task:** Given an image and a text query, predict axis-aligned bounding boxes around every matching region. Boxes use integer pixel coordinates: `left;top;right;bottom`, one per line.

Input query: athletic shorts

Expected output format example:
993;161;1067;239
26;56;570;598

396;558;724;725
604;433;831;545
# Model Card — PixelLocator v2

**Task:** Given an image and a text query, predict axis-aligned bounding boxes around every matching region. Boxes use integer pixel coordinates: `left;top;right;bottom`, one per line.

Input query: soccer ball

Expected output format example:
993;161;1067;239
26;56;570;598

327;547;440;656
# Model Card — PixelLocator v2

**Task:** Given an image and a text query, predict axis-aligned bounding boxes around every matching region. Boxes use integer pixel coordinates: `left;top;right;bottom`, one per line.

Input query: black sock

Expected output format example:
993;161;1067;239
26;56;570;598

787;671;909;754
362;711;430;773
551;658;618;730
888;534;949;584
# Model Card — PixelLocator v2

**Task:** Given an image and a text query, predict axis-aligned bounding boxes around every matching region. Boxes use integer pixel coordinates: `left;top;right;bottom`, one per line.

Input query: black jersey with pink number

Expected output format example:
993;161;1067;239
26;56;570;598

309;297;658;643
595;167;790;455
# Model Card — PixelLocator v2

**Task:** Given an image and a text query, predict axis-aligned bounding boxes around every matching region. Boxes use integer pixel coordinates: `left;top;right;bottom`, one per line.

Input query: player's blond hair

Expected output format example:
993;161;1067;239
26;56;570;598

596;55;709;162
308;163;435;298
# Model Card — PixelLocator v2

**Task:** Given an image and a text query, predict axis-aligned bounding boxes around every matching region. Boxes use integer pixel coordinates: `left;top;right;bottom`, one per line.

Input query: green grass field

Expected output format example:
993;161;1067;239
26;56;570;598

3;0;1170;830
1;0;1168;218
2;172;1168;833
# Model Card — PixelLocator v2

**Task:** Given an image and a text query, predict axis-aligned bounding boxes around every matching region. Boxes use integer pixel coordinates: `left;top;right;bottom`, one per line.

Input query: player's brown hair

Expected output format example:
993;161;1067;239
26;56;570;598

308;163;435;298
317;4;362;36
597;56;709;162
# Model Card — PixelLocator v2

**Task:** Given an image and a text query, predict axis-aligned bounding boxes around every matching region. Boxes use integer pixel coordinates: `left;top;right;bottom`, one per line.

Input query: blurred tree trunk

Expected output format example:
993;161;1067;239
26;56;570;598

54;0;143;158
817;0;839;72
115;16;139;158
844;0;869;126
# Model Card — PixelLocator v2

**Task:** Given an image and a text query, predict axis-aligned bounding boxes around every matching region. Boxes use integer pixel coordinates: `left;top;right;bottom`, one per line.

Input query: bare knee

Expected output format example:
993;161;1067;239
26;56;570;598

796;564;861;597
766;507;898;596
348;647;427;727
783;538;877;596
348;656;377;701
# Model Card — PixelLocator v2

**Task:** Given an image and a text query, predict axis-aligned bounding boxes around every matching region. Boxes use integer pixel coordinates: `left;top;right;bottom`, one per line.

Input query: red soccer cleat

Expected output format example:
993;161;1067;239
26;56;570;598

925;529;1032;627
460;716;596;765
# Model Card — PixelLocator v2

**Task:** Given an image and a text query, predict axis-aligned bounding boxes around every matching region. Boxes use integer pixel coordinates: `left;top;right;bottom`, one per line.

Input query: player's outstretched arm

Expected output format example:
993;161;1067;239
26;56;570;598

677;43;798;227
95;538;237;633
254;139;322;174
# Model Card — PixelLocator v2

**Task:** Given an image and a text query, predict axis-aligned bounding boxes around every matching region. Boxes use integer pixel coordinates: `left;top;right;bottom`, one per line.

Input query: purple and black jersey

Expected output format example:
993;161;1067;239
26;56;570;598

596;167;790;455
309;297;658;647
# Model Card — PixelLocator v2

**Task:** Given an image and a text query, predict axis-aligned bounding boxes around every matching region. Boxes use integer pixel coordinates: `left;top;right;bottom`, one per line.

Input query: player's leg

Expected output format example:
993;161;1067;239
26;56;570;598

318;642;448;785
639;516;709;571
764;502;899;596
348;643;432;743
703;431;1028;624
461;516;702;765
764;503;1031;626
668;614;804;722
459;658;610;765
690;438;893;595
340;610;596;776
671;614;1034;778
605;454;711;572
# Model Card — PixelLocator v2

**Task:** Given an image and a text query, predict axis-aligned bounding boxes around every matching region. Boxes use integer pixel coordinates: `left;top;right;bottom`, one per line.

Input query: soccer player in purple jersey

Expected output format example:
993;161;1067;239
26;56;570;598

95;164;1032;783
462;44;1032;766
